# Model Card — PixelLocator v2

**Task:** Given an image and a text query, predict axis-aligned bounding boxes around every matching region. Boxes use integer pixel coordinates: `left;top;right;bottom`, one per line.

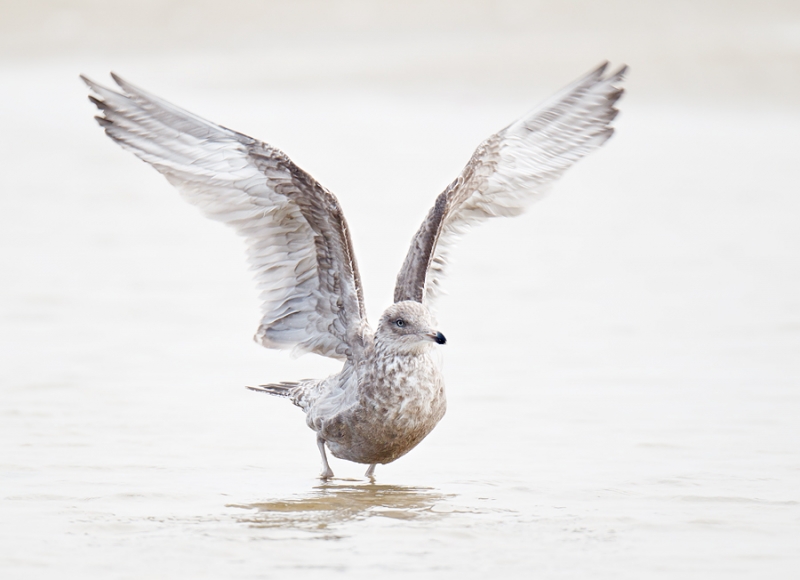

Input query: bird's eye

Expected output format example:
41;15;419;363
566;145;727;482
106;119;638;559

394;319;405;327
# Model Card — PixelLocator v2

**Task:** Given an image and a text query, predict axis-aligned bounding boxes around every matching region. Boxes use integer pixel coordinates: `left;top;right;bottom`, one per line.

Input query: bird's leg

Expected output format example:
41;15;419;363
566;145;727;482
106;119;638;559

364;463;376;479
317;435;334;479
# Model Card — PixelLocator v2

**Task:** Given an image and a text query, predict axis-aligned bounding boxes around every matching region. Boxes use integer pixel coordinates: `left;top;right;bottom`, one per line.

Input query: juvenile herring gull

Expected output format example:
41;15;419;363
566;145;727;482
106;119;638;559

83;62;626;479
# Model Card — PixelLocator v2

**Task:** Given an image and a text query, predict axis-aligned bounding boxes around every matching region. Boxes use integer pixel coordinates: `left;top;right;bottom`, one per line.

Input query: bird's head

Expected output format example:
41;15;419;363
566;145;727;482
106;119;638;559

376;301;446;353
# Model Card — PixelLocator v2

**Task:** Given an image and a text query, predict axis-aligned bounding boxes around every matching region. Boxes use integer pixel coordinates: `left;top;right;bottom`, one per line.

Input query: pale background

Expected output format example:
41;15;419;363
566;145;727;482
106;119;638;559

1;1;799;578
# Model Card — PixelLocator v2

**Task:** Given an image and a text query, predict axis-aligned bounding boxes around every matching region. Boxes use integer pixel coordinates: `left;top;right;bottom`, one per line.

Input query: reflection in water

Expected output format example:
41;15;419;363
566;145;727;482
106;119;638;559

230;482;453;536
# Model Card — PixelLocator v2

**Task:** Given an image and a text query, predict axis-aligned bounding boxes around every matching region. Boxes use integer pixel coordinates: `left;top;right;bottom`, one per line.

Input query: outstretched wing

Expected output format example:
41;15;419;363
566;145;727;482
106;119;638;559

394;62;626;306
83;74;367;361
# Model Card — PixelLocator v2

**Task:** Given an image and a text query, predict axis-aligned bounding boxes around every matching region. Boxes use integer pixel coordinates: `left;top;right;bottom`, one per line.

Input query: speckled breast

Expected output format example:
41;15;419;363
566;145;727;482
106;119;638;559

322;365;446;465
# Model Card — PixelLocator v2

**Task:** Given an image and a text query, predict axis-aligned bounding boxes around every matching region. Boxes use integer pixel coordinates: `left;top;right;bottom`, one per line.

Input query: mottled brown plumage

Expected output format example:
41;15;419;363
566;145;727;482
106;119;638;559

83;62;625;479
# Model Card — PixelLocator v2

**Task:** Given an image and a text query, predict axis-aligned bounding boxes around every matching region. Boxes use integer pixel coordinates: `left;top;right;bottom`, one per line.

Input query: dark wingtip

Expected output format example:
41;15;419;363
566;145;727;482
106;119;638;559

593;61;609;76
613;64;629;79
607;86;625;105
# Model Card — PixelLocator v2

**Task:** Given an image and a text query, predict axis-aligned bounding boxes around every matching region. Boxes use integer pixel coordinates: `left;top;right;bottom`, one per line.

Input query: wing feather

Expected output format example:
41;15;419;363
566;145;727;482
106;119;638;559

83;74;367;360
394;62;627;306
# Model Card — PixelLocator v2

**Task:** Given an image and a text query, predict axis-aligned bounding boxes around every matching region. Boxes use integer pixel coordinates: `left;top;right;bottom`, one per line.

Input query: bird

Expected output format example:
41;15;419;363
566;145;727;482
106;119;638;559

82;62;626;479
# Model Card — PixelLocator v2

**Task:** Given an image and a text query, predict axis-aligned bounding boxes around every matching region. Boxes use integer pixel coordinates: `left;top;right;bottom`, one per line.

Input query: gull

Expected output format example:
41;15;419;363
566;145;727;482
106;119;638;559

82;62;626;479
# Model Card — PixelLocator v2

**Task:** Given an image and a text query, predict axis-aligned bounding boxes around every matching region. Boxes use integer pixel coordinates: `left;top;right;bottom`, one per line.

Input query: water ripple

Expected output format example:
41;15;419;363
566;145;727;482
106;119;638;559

230;481;454;536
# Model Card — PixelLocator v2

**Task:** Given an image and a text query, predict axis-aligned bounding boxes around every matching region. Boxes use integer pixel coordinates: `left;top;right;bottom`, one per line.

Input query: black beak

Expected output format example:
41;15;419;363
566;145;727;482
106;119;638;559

434;331;447;345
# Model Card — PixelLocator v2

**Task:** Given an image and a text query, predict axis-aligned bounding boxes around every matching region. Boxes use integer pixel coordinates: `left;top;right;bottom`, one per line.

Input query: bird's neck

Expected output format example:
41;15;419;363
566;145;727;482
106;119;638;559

373;336;434;360
368;339;438;386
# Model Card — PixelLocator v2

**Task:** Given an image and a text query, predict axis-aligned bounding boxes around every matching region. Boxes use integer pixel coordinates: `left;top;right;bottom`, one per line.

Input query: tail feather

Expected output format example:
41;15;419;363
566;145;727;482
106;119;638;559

247;378;322;412
247;381;300;398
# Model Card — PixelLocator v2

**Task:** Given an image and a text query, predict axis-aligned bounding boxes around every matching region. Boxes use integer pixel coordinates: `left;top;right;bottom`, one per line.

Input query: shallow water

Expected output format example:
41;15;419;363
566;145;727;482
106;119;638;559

2;2;800;578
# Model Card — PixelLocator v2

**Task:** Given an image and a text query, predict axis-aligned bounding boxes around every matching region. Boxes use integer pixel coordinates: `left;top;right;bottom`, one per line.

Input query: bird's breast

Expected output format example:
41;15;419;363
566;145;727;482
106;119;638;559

324;352;446;464
367;352;445;420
